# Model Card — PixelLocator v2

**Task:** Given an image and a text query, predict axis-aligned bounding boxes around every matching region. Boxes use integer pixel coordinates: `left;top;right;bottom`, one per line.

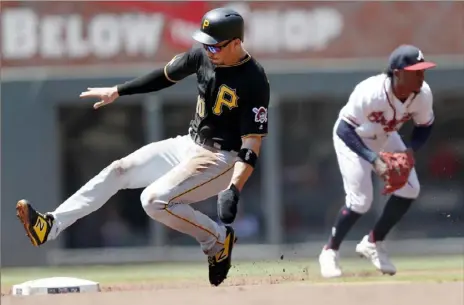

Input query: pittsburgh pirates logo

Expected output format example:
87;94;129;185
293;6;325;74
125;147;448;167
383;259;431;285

252;107;268;124
213;85;238;115
202;19;210;29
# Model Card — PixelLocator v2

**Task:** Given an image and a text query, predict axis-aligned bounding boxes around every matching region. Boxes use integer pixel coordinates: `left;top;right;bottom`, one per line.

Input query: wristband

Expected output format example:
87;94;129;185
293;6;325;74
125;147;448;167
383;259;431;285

237;148;258;168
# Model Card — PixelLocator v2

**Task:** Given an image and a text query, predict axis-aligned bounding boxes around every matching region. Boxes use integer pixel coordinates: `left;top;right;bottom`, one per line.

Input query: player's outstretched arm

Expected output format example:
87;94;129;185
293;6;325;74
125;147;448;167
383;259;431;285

79;47;201;109
78;68;175;110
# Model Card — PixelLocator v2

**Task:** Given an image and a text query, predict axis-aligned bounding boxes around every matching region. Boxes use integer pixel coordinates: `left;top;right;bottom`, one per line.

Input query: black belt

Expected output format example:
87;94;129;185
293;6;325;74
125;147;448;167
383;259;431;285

189;129;237;152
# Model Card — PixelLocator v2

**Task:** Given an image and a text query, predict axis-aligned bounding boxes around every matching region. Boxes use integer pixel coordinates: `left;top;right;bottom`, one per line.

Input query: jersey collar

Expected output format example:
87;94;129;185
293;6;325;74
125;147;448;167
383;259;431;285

384;76;416;108
216;53;251;68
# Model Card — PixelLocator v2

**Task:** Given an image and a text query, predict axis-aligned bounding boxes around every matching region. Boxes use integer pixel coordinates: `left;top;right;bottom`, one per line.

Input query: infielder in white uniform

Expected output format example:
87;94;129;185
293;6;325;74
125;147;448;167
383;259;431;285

16;8;270;287
319;45;436;278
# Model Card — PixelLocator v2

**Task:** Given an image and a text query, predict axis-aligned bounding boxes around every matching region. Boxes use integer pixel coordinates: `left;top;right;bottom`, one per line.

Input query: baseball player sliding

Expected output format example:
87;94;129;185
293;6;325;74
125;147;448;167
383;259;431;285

319;45;436;278
16;7;270;287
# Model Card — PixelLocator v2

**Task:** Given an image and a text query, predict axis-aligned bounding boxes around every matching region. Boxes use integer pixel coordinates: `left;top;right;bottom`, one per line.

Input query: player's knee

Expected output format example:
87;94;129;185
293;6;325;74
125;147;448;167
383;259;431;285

140;188;167;218
396;181;420;199
107;159;132;177
93;159;132;188
408;181;420;199
347;193;373;214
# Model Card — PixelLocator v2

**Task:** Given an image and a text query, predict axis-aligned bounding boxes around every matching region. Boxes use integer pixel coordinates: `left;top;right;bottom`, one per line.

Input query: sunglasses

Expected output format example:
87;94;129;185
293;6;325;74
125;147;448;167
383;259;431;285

203;39;234;54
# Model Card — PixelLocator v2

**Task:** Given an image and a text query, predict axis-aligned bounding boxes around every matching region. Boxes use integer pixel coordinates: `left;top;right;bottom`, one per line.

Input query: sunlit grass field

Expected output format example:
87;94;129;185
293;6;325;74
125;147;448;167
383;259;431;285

2;255;462;287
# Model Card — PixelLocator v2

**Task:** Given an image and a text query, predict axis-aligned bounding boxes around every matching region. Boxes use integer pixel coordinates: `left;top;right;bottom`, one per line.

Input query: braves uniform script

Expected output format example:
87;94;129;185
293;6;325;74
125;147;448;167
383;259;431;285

336;73;433;209
319;45;436;278
16;8;270;287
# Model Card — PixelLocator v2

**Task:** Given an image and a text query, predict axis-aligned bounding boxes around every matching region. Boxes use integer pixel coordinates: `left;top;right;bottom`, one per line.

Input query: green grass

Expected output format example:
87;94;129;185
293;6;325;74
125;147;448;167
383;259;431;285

1;255;463;287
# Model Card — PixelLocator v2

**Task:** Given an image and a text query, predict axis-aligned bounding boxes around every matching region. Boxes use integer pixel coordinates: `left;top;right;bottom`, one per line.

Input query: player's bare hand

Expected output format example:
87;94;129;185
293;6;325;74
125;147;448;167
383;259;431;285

373;156;389;178
79;87;119;109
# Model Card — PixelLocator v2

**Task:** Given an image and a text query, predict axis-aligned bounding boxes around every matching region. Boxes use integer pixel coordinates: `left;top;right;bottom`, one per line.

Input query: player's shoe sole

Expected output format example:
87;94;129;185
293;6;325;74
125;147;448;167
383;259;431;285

16;199;53;247
208;226;237;286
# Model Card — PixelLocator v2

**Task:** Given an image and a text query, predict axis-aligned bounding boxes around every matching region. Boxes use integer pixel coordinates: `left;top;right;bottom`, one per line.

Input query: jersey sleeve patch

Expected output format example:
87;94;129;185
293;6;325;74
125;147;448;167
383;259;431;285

240;77;270;137
252;106;268;124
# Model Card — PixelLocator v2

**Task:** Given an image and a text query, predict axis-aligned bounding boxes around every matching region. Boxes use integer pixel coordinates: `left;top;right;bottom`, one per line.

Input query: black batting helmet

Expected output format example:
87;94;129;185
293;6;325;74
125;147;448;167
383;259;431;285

192;8;244;45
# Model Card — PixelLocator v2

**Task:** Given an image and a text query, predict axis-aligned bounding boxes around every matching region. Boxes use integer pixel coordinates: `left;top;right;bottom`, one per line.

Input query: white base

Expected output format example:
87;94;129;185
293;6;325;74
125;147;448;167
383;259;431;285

12;277;100;296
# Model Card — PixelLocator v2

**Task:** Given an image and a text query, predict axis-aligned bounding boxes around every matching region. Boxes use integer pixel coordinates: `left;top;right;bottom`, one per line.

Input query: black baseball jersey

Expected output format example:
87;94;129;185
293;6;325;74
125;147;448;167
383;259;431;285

164;46;270;151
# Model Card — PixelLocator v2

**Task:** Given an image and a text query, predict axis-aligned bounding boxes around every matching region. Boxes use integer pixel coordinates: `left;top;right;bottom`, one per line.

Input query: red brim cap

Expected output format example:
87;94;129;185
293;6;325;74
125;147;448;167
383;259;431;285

404;61;437;71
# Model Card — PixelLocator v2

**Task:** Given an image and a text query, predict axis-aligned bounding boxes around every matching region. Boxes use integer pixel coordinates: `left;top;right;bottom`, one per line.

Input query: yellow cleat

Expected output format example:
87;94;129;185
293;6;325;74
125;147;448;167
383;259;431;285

208;226;237;286
16;199;54;247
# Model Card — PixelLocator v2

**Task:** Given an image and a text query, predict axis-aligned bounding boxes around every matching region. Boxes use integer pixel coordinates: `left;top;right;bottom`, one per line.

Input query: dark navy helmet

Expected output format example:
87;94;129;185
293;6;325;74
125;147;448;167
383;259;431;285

192;8;244;46
388;45;436;73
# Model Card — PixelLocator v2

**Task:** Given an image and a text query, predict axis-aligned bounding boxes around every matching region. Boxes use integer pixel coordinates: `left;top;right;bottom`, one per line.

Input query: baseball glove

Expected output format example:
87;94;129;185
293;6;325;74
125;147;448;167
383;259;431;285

379;151;415;195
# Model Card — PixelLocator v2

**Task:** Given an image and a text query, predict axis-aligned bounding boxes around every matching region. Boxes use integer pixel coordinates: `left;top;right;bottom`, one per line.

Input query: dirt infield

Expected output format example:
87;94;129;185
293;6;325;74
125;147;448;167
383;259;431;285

2;278;463;305
2;257;463;305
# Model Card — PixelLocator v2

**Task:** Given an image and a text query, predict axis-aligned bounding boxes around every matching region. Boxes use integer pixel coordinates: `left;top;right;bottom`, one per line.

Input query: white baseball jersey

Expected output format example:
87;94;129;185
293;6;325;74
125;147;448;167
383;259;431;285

339;73;434;150
333;73;433;213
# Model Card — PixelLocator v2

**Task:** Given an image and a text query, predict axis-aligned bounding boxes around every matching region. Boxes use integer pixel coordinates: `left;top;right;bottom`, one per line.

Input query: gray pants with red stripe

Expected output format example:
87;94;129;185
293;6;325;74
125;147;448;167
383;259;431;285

48;134;237;255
